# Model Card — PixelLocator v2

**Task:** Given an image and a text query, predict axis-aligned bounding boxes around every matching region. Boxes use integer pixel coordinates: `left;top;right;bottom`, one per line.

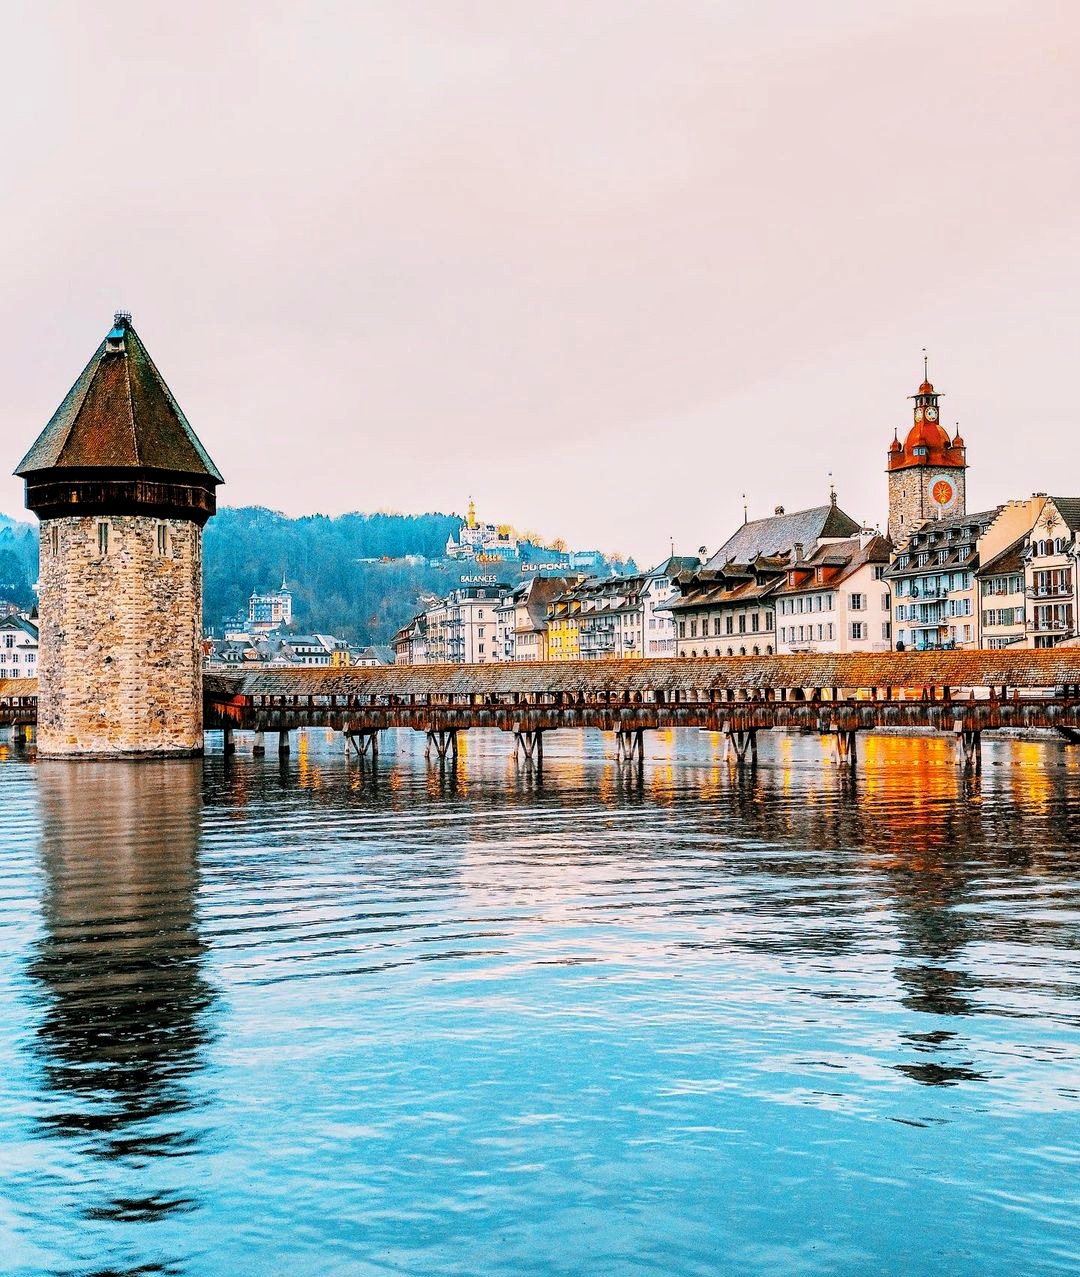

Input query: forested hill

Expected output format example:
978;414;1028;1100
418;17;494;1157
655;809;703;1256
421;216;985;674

203;507;463;644
0;507;634;646
0;515;38;609
204;507;635;646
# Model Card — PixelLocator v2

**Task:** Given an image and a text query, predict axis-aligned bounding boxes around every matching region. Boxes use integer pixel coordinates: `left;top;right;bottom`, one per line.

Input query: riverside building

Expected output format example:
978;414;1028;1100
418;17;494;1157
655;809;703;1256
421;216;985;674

774;532;892;654
0;614;38;679
671;499;861;657
1024;498;1080;647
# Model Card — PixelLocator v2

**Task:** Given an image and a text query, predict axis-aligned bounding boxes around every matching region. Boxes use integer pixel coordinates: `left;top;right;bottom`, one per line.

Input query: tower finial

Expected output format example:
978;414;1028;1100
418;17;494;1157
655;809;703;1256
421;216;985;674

922;347;928;383
828;472;836;505
742;493;748;524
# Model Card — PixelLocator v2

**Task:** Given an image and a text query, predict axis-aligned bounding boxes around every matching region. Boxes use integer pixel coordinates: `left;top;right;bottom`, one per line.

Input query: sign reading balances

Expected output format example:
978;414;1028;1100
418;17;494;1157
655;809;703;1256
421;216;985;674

929;473;959;510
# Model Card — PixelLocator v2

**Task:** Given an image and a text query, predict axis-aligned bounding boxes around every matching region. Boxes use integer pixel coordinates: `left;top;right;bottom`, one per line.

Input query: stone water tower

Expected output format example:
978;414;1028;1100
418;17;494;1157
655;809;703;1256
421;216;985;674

15;313;222;757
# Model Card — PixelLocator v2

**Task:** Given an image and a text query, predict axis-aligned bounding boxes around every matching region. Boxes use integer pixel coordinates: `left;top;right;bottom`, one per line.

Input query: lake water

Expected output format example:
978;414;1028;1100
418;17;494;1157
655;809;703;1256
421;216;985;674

1;727;1079;1276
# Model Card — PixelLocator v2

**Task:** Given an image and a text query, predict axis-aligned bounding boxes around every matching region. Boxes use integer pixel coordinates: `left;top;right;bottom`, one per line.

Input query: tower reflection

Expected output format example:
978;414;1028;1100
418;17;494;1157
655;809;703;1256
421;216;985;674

28;761;213;1264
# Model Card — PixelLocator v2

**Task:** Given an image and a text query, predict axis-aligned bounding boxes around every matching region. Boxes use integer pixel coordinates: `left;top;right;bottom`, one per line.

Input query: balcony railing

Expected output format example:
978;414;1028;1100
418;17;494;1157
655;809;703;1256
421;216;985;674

1027;585;1074;600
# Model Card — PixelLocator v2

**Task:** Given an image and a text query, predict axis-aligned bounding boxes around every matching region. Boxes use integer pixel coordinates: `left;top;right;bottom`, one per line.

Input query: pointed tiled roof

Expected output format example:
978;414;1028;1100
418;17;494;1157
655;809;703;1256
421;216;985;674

16;314;222;482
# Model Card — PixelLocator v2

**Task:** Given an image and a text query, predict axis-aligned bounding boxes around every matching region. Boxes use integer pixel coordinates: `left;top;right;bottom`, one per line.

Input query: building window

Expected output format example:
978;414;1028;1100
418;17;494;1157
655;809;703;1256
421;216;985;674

850;622;866;640
725;616;734;635
849;593;864;611
765;612;773;631
738;615;746;634
156;522;170;556
751;612;760;633
97;522;109;556
50;526;59;556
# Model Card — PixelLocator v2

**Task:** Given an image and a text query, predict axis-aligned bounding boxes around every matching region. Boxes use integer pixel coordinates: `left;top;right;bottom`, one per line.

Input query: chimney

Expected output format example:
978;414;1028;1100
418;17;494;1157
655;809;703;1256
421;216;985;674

794;541;804;562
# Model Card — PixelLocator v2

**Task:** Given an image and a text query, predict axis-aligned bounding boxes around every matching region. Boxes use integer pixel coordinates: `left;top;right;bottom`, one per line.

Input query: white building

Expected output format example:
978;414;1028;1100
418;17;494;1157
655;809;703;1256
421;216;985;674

445;499;519;562
0;615;38;679
248;576;293;632
1024;497;1080;647
575;575;646;660
445;584;506;664
642;555;703;658
775;533;892;654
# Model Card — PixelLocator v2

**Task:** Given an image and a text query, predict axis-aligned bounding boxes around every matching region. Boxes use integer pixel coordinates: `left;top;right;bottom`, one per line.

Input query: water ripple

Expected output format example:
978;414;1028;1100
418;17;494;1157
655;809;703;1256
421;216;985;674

0;730;1078;1275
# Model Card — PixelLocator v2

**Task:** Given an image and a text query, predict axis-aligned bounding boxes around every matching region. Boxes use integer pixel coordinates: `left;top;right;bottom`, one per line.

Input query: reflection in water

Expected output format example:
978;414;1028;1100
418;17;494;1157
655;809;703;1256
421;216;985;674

3;730;1079;1276
28;761;212;1273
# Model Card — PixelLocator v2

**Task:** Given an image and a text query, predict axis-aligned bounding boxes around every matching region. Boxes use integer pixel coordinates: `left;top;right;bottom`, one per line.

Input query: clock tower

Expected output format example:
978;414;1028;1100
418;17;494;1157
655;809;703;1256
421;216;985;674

886;361;967;542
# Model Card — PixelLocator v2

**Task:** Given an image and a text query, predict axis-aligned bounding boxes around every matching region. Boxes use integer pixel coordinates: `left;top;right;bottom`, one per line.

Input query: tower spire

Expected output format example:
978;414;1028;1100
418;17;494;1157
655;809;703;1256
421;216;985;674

922;347;928;384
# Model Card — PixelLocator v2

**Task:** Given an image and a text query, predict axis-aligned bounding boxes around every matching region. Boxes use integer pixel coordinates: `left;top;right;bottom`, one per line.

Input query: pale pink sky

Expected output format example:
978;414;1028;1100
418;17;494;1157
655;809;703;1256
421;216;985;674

2;0;1077;562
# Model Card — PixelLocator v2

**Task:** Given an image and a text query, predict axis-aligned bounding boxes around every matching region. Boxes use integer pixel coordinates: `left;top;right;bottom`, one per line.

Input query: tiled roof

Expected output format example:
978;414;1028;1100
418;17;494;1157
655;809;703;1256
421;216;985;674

670;575;782;612
706;503;860;568
897;507;1001;549
201;648;1080;698
1049;497;1080;532
16;315;222;482
0;615;38;639
646;555;702;579
777;534;892;594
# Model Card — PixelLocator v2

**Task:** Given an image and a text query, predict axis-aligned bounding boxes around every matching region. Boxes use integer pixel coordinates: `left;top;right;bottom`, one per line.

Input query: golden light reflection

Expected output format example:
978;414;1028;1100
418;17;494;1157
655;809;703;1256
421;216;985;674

296;731;323;790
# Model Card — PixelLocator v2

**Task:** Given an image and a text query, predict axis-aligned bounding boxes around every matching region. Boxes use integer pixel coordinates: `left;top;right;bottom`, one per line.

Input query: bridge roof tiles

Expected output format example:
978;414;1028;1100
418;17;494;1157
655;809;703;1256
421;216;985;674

208;650;1080;699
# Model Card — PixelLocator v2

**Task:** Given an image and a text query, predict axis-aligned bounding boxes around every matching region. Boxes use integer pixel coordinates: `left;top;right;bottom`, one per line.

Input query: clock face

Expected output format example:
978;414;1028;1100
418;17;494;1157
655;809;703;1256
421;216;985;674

925;405;939;422
914;406;924;422
929;474;957;508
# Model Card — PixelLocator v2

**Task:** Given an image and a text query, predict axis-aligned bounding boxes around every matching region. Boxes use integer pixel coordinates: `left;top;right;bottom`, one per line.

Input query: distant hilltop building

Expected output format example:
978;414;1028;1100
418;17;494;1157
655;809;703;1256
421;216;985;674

444;497;630;577
249;576;293;632
445;498;519;562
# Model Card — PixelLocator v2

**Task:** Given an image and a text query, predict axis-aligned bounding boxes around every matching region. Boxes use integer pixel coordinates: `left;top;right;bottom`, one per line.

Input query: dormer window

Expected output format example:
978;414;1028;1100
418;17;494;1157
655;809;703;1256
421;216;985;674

105;312;130;355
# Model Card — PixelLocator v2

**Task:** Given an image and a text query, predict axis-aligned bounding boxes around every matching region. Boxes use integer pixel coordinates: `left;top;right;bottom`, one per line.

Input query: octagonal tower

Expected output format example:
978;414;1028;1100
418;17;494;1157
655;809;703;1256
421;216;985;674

15;313;222;757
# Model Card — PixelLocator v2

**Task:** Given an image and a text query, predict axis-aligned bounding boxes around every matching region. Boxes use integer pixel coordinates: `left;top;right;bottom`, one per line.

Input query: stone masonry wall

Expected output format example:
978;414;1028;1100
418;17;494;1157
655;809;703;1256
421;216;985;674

888;467;967;544
888;468;926;543
37;515;203;756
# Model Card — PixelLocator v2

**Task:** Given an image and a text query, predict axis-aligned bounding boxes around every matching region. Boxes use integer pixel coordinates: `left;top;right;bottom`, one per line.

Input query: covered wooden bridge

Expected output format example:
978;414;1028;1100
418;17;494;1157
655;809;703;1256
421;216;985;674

203;651;1080;768
5;651;1080;769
